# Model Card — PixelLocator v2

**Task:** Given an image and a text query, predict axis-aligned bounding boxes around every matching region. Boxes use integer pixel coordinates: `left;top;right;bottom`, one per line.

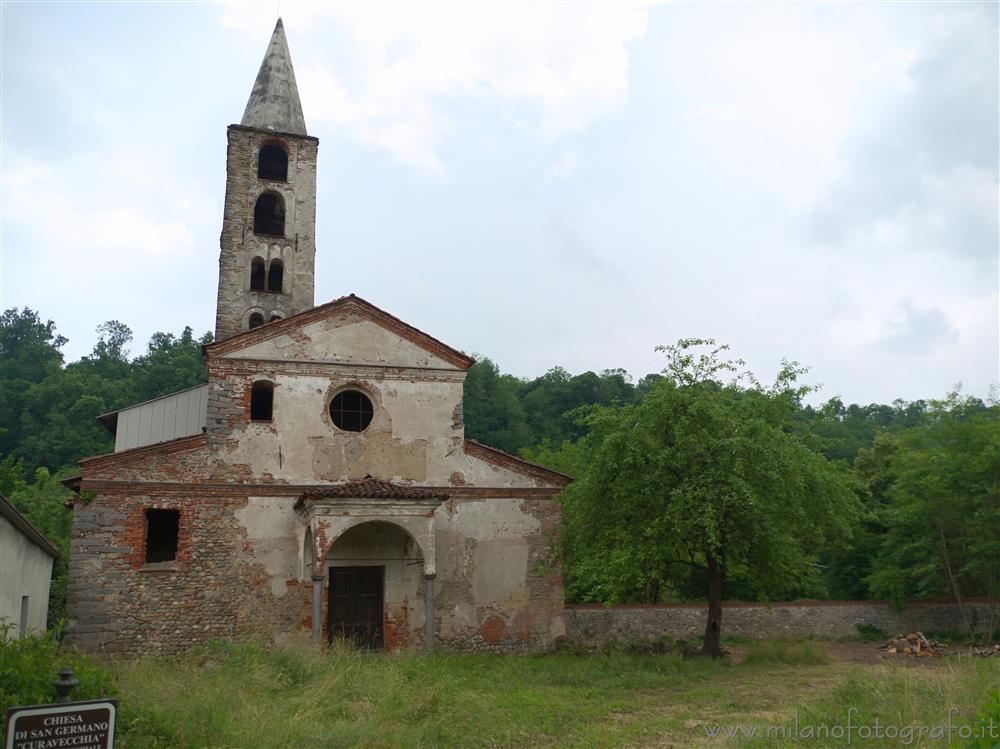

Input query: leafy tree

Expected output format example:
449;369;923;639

561;339;860;657
867;392;1000;642
0;309;67;465
463;357;531;453
130;326;211;403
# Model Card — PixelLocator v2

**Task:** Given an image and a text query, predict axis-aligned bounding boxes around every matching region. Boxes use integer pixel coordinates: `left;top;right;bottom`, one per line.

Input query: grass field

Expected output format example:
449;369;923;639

100;639;999;749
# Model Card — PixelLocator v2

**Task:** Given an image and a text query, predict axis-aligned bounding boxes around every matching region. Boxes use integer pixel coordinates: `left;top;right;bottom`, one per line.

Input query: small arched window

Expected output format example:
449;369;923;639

258;144;288;181
248;312;264;330
250;380;274;421
250;258;266;291
269;314;282;323
253;192;285;237
267;259;284;293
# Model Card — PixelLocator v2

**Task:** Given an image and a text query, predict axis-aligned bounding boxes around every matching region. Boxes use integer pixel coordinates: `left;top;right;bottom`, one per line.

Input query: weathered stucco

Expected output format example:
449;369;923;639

68;309;568;654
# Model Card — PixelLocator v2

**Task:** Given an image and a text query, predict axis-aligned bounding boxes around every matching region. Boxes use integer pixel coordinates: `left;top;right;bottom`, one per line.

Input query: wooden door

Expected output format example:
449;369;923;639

328;566;384;649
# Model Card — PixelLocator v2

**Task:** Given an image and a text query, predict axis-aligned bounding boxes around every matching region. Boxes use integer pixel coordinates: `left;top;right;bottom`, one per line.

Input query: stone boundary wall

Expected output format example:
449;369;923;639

564;599;995;645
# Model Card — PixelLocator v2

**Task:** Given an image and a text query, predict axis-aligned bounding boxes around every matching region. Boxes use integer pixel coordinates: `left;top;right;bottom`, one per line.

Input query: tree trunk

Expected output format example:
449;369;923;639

702;553;725;658
937;522;973;638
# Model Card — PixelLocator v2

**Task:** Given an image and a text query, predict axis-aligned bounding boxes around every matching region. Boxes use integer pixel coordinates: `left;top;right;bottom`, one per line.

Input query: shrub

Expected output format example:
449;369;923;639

854;623;888;642
0;624;117;716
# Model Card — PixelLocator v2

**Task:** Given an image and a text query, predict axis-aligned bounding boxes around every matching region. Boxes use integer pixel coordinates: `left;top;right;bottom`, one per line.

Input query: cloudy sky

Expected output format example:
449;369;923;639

2;1;997;405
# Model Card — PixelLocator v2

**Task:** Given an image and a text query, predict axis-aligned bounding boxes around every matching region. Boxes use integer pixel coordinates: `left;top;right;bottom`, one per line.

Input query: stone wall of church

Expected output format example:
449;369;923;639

66;491;313;655
66;488;564;654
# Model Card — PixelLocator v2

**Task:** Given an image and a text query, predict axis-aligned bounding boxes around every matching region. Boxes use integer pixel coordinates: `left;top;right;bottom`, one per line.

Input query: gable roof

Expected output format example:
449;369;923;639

204;293;476;370
0;493;60;559
464;439;573;486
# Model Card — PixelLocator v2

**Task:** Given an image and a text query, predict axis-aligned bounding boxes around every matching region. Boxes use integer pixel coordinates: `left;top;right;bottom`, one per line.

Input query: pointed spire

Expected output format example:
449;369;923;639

241;19;308;136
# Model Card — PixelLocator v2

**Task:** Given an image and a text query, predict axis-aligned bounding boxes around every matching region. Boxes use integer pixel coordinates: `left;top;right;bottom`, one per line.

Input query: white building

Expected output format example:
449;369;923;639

0;493;60;637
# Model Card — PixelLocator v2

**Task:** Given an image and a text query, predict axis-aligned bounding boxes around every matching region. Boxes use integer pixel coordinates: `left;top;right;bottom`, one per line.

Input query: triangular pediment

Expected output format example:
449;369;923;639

205;294;474;370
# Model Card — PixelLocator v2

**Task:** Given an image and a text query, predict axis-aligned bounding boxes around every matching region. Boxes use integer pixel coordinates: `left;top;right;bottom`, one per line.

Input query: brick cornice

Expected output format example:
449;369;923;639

206;358;465;382
78;434;207;471
464;439;573;487
204;294;475;370
78;479;563;500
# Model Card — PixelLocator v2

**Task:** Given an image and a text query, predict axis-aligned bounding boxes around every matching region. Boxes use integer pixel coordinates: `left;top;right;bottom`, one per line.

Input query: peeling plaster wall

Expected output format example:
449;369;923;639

205;359;546;489
235;497;301;597
226;314;455;370
433;497;564;651
71;304;565;655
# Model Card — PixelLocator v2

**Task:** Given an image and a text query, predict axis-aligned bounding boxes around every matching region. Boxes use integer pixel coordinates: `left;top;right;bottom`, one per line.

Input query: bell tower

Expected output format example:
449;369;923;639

215;18;318;342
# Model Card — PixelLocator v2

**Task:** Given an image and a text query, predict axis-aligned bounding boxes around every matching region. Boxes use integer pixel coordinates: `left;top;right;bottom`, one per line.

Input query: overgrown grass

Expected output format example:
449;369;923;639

741;638;830;666
114;640;728;748
740;656;1000;748
4;635;997;748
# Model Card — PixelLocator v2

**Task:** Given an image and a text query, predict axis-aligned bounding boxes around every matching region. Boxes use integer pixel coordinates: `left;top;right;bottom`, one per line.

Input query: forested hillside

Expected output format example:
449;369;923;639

2;308;997;632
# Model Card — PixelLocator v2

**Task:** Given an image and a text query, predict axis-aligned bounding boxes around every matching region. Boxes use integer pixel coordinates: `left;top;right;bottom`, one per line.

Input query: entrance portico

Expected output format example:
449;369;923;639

295;479;449;650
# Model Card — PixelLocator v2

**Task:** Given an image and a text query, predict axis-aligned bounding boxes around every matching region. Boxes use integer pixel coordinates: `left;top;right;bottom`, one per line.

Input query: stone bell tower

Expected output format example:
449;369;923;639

215;18;319;342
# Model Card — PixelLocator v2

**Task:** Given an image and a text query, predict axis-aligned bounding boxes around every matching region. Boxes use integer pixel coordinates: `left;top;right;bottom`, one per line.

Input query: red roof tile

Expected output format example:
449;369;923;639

301;478;450;501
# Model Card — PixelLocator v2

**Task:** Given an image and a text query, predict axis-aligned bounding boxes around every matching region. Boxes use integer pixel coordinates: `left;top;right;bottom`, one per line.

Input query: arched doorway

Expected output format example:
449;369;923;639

324;521;424;650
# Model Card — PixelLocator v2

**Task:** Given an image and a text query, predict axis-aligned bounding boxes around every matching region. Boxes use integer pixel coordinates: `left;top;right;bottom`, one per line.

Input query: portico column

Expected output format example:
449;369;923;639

311;573;324;644
424;573;436;653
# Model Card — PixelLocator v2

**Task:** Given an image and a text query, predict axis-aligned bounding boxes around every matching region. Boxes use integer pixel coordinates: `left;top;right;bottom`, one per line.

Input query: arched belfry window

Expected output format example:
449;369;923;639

267;259;284;293
248;312;264;330
253;192;285;237
250;257;266;291
269;314;283;323
250;380;274;421
258;144;288;182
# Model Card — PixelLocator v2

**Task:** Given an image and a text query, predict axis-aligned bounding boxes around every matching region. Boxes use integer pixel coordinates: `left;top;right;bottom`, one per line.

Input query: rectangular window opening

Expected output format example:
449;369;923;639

145;509;180;563
19;595;29;636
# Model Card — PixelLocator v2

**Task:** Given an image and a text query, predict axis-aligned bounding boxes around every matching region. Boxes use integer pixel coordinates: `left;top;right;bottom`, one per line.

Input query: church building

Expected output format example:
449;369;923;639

65;20;569;655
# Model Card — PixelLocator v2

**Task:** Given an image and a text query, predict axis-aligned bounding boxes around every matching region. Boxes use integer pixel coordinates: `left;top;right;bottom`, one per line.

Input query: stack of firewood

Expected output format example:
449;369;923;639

969;644;999;658
878;632;943;657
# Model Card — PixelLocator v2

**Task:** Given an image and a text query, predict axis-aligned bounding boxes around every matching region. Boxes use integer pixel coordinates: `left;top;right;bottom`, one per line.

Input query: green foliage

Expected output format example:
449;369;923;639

867;392;1000;639
963;689;1000;749
853;623;888;642
0;626;117;716
464;359;640;455
0;308;210;476
561;340;861;654
462;357;532;454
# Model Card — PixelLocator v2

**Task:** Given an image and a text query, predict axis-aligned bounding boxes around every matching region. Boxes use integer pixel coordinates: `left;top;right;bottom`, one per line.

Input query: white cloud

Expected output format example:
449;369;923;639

1;153;196;258
542;150;578;181
222;0;653;173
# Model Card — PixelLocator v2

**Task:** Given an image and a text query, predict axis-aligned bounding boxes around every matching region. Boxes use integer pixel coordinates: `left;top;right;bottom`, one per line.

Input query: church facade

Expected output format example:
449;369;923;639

65;20;569;655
